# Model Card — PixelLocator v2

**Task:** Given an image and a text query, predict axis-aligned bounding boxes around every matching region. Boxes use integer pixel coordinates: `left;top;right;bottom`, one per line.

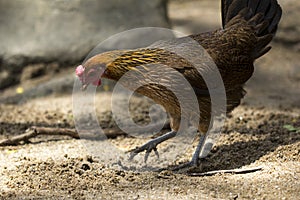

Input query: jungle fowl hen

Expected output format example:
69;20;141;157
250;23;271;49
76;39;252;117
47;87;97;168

76;0;282;167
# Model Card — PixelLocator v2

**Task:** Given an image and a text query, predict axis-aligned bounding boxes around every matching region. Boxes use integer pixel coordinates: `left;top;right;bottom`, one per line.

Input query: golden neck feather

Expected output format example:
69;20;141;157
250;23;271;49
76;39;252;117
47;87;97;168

104;48;166;80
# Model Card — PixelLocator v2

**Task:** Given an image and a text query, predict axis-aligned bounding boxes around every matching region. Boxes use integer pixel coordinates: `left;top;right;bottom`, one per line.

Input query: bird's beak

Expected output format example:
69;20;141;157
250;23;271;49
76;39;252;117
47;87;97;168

81;84;88;91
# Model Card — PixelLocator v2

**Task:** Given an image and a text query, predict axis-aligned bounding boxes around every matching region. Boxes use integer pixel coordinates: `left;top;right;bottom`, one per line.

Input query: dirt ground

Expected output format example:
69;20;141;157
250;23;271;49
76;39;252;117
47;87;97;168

1;0;300;199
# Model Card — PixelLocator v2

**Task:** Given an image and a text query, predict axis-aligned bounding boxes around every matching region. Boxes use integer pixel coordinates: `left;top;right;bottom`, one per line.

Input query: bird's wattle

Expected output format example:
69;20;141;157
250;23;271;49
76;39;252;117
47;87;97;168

92;79;101;86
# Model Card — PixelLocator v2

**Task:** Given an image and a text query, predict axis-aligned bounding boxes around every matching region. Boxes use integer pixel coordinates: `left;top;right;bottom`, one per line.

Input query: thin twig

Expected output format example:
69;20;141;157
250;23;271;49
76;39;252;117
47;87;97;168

0;126;125;146
0;121;170;146
188;166;263;176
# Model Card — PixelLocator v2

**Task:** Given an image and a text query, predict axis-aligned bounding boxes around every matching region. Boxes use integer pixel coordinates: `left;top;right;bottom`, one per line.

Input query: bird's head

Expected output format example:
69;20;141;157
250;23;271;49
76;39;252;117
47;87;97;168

76;62;105;90
76;49;158;90
75;51;125;90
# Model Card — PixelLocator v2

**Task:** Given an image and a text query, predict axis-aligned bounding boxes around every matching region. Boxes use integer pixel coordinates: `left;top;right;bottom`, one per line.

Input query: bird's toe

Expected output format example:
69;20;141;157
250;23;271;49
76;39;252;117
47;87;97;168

128;140;160;162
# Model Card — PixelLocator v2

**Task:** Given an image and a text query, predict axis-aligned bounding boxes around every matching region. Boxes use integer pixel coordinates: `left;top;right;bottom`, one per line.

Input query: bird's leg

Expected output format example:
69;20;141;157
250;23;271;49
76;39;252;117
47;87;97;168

191;134;206;165
129;130;177;163
171;134;207;171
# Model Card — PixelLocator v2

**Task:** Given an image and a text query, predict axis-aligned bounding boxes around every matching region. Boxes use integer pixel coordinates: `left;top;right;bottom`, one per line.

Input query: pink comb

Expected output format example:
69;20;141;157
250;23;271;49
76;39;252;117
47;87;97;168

76;65;85;76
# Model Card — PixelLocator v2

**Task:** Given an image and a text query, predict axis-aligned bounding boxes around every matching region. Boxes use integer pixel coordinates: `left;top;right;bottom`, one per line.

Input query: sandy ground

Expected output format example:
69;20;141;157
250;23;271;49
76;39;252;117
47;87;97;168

1;0;300;199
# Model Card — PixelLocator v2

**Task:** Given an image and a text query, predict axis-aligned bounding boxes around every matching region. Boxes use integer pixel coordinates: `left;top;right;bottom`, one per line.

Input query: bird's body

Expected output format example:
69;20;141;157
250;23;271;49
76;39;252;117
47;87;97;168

76;0;282;167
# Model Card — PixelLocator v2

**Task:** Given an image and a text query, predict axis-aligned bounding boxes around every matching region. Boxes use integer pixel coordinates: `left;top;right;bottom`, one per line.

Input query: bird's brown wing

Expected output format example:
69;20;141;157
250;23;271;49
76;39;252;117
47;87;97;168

149;37;220;94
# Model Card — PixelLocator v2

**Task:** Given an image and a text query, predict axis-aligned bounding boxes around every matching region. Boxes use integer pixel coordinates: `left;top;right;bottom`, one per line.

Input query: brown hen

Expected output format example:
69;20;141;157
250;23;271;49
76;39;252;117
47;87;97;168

76;0;282;168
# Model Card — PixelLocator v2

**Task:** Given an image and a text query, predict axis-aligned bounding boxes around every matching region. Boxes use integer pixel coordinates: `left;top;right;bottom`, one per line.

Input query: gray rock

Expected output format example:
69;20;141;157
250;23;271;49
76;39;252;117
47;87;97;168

0;0;172;89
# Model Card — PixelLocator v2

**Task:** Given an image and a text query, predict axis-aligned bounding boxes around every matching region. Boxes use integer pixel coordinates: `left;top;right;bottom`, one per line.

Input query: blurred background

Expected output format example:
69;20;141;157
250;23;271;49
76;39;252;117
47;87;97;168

0;0;299;106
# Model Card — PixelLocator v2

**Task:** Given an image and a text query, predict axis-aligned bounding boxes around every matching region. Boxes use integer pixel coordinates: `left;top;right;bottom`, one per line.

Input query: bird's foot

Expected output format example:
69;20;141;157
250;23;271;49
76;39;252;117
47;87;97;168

129;138;160;163
128;131;177;163
170;158;205;174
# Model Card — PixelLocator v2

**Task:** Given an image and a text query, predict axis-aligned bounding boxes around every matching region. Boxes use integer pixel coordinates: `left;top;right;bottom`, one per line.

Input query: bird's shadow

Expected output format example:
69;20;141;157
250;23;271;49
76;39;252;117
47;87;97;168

117;114;299;173
183;117;300;173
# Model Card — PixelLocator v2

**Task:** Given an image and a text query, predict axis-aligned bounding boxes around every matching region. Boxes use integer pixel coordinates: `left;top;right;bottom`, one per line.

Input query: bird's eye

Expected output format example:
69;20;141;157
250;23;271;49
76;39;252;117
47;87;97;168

87;69;96;77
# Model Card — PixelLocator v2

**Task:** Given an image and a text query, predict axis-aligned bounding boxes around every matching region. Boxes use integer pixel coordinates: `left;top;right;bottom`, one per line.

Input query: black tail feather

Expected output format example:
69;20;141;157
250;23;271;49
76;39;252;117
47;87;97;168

247;0;260;14
222;0;282;35
256;0;272;15
252;35;273;59
222;0;248;28
221;0;282;59
268;8;282;34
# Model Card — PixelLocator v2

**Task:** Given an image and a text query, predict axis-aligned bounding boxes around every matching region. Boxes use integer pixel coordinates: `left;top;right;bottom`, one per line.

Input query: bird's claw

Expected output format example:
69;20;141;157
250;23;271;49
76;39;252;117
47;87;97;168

170;160;200;173
129;140;160;163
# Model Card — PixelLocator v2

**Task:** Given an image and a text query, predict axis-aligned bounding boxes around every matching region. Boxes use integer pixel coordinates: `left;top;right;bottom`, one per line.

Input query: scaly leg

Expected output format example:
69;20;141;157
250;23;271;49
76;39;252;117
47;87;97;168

129;130;177;163
171;134;206;171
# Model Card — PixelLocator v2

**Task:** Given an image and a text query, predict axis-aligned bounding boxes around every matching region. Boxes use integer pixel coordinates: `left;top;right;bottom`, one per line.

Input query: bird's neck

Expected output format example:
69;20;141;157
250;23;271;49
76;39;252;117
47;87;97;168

105;48;164;81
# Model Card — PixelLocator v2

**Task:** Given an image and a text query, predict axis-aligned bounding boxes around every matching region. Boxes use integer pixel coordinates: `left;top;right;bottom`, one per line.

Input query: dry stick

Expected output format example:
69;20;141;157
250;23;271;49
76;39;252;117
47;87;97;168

188;166;263;176
0;121;170;146
0;126;124;146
